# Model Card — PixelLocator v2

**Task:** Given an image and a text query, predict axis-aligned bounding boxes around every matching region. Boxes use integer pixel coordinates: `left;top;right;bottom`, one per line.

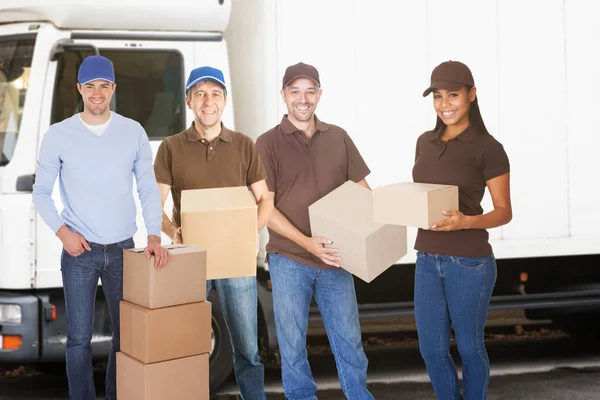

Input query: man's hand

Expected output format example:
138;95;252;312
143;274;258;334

167;224;183;244
57;225;91;256
303;235;341;268
144;235;171;269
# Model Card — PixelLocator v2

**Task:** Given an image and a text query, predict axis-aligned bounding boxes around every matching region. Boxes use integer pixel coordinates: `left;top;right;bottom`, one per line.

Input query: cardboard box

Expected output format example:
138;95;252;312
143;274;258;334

181;186;258;280
120;300;211;364
373;182;459;229
308;181;407;283
123;245;206;309
117;352;208;400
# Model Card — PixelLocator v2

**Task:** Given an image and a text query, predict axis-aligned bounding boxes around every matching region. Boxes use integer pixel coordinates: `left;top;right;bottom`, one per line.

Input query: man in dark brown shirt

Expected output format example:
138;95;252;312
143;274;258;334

154;66;273;400
256;62;374;400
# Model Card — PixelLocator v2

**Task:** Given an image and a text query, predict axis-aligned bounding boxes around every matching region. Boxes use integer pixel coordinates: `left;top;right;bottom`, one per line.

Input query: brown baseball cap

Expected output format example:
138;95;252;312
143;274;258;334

422;60;474;97
282;62;320;89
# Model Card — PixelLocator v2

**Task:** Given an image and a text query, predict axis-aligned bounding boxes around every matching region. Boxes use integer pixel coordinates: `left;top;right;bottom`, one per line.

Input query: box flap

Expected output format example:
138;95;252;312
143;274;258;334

124;244;201;255
181;187;256;212
309;181;382;234
120;301;133;356
379;182;456;193
117;352;147;400
126;247;147;254
130;305;149;362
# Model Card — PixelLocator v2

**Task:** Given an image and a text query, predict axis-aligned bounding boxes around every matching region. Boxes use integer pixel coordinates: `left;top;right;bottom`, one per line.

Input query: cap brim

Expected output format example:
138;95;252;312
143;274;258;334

186;76;227;92
79;78;115;85
282;75;320;89
422;80;465;97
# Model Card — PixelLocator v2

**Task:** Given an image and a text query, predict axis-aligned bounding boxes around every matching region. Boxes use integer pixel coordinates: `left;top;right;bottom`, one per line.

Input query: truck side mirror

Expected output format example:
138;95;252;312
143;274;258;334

16;174;35;192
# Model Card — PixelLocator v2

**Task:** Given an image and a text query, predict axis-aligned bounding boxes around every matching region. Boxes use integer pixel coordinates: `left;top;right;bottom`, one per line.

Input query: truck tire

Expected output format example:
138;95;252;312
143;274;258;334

552;313;600;338
208;290;234;392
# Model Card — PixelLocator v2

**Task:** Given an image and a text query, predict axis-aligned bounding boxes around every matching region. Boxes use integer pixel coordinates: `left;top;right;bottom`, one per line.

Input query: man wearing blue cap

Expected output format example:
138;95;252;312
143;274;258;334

32;55;170;400
154;66;273;399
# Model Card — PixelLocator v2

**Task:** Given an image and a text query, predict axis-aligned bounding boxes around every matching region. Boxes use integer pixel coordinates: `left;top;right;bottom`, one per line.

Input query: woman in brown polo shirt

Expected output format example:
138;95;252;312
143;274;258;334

413;61;512;400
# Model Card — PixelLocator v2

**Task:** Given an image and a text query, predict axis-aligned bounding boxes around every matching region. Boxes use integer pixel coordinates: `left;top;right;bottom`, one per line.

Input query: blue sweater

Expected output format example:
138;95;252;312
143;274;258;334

32;113;162;245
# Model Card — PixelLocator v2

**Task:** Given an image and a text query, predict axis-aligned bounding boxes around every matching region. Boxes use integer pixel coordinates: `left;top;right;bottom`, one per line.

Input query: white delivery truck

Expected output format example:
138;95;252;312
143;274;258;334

1;0;600;393
0;0;257;390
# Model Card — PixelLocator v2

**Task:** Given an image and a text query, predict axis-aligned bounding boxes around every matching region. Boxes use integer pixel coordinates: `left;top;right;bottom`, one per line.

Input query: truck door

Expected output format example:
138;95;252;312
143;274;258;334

0;23;69;292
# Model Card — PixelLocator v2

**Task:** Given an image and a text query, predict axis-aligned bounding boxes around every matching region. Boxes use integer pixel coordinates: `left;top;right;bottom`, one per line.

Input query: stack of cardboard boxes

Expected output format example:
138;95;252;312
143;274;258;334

116;186;258;399
309;181;458;282
117;245;211;400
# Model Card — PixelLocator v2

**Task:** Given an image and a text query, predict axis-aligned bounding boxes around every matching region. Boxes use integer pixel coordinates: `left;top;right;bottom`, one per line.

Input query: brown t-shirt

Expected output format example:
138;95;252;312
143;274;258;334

154;122;267;227
256;115;371;269
412;125;510;257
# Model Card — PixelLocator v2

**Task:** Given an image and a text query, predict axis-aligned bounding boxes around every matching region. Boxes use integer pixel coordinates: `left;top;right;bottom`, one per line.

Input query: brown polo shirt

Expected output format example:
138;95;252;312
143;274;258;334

154;122;267;227
412;125;510;257
256;115;371;269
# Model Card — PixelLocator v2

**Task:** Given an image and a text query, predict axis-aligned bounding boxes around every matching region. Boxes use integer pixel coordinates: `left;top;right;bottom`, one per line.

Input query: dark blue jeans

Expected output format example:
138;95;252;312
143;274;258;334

414;251;497;400
61;237;134;400
267;253;374;400
206;277;266;400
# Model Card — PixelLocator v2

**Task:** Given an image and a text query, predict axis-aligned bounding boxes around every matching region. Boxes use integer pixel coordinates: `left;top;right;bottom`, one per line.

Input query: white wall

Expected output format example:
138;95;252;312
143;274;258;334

565;0;600;237
497;0;569;240
226;0;600;258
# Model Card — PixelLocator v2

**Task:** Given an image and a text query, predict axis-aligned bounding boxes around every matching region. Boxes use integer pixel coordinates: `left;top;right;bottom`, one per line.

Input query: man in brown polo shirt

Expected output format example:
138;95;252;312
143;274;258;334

153;66;272;400
256;62;374;400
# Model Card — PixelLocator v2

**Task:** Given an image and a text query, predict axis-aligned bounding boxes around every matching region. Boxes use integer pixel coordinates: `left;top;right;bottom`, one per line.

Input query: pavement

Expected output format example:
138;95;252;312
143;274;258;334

2;317;600;399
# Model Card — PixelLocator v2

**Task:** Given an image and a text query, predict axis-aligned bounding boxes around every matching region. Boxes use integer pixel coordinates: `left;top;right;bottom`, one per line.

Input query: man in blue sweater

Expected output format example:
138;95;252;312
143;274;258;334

32;55;170;400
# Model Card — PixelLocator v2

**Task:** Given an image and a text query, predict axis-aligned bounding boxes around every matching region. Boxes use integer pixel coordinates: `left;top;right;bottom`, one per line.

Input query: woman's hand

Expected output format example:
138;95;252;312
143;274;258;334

431;210;472;231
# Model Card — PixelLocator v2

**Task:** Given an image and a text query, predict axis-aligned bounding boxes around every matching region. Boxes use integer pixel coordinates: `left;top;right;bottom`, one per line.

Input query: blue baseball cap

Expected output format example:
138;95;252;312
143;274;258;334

186;66;227;95
78;55;115;85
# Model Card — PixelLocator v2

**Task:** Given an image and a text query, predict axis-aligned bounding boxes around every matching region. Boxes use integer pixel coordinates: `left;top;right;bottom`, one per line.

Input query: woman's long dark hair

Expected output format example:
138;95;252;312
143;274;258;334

433;86;489;135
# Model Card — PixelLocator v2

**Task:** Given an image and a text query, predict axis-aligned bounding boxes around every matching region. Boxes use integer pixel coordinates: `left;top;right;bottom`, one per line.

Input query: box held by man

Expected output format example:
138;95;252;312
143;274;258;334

181;186;258;279
308;181;407;283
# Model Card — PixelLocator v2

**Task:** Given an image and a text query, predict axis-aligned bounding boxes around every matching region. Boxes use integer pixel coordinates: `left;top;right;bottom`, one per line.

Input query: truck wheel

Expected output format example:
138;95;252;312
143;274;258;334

35;362;66;376
553;313;600;338
208;290;234;392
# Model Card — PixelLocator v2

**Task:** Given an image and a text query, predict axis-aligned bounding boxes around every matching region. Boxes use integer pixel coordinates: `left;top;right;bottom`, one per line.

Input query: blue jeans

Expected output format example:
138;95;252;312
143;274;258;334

414;252;497;400
207;276;266;400
61;237;134;400
267;253;374;400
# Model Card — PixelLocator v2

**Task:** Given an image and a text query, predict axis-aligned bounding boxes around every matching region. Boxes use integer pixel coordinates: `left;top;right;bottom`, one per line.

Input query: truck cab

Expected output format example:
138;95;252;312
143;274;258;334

0;0;256;390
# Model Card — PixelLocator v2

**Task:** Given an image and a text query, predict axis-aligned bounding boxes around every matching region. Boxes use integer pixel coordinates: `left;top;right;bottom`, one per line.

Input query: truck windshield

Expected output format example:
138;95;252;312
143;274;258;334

0;36;34;166
52;49;185;139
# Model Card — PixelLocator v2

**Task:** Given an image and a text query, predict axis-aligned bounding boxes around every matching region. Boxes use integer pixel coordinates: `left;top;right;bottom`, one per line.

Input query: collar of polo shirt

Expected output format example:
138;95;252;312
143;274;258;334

428;124;479;143
280;114;330;135
184;122;232;143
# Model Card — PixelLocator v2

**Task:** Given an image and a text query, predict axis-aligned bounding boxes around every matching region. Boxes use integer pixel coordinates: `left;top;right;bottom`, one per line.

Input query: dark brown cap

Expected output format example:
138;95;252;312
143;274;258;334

422;60;474;97
282;62;320;89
